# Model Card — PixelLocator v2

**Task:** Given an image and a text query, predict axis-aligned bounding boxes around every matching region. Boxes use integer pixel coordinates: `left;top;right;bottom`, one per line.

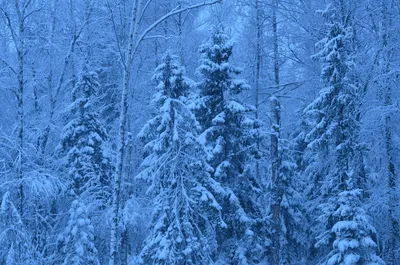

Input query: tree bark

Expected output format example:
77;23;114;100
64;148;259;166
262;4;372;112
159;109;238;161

14;0;26;217
255;0;262;183
109;56;132;265
381;1;398;263
270;0;282;264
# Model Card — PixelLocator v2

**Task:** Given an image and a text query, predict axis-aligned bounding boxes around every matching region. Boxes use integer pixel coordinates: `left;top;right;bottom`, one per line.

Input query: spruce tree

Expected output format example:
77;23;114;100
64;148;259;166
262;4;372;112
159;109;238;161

194;25;267;264
5;244;16;265
0;192;33;264
276;138;309;265
58;199;100;265
59;65;113;208
137;52;224;265
304;4;384;265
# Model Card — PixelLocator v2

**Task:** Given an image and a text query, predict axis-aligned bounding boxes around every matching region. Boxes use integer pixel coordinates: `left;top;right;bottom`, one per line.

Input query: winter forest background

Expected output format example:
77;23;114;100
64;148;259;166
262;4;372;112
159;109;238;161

0;0;399;264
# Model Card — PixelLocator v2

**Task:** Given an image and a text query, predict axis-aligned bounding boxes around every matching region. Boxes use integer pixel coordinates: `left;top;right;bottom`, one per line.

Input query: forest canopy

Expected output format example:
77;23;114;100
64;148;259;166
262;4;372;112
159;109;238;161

0;0;398;265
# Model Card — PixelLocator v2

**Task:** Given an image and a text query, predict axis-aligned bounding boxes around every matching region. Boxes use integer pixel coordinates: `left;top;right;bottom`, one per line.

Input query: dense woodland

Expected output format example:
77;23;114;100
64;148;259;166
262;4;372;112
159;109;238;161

0;0;399;264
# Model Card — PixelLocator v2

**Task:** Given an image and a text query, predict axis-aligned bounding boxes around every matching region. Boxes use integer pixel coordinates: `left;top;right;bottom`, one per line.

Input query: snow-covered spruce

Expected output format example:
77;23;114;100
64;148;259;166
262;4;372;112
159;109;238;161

137;52;224;264
320;189;384;265
59;65;113;208
304;5;384;265
0;192;33;264
193;25;267;264
273;137;309;265
58;199;100;265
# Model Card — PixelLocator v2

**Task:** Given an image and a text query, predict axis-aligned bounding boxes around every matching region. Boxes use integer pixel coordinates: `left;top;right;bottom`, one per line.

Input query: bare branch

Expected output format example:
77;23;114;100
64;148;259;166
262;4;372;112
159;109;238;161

131;0;222;62
106;0;126;70
143;34;178;40
0;57;17;75
0;7;19;50
139;0;155;25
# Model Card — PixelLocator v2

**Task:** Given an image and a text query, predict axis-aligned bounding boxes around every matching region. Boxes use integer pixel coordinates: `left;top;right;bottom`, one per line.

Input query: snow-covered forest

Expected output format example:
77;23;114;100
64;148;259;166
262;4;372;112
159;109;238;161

0;0;399;264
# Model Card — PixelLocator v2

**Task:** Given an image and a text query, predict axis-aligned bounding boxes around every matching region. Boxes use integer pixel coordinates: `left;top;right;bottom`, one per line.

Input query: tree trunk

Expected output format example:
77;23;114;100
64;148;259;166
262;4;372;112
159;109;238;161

109;65;130;265
15;0;25;217
270;0;282;264
109;2;139;264
381;1;398;263
120;228;129;265
385;114;398;265
384;43;398;265
255;0;262;183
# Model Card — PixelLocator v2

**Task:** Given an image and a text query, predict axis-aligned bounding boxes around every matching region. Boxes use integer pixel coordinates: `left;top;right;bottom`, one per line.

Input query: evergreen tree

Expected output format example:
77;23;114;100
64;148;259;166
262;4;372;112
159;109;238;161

137;52;224;265
5;244;16;265
58;199;100;265
304;4;384;265
59;65;113;208
0;192;33;264
194;25;267;264
291;119;318;263
275;138;309;265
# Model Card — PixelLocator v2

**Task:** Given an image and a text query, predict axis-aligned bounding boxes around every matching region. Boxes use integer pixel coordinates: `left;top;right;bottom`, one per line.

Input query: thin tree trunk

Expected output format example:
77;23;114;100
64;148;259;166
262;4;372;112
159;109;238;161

270;0;282;264
120;228;128;265
109;2;139;263
109;66;131;265
15;0;25;217
255;0;262;183
383;45;397;265
381;1;398;263
177;1;185;66
385;112;398;265
384;37;398;265
32;64;39;113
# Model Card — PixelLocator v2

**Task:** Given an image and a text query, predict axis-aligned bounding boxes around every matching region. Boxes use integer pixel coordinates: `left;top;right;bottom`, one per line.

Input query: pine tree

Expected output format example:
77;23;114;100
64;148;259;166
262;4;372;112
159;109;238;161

304;4;384;265
58;199;100;265
194;25;267;264
137;52;224;265
59;65;113;208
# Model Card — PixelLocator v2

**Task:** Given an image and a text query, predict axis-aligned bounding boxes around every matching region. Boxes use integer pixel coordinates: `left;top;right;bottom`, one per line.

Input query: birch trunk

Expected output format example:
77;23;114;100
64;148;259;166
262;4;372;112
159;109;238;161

109;58;132;265
109;1;139;263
